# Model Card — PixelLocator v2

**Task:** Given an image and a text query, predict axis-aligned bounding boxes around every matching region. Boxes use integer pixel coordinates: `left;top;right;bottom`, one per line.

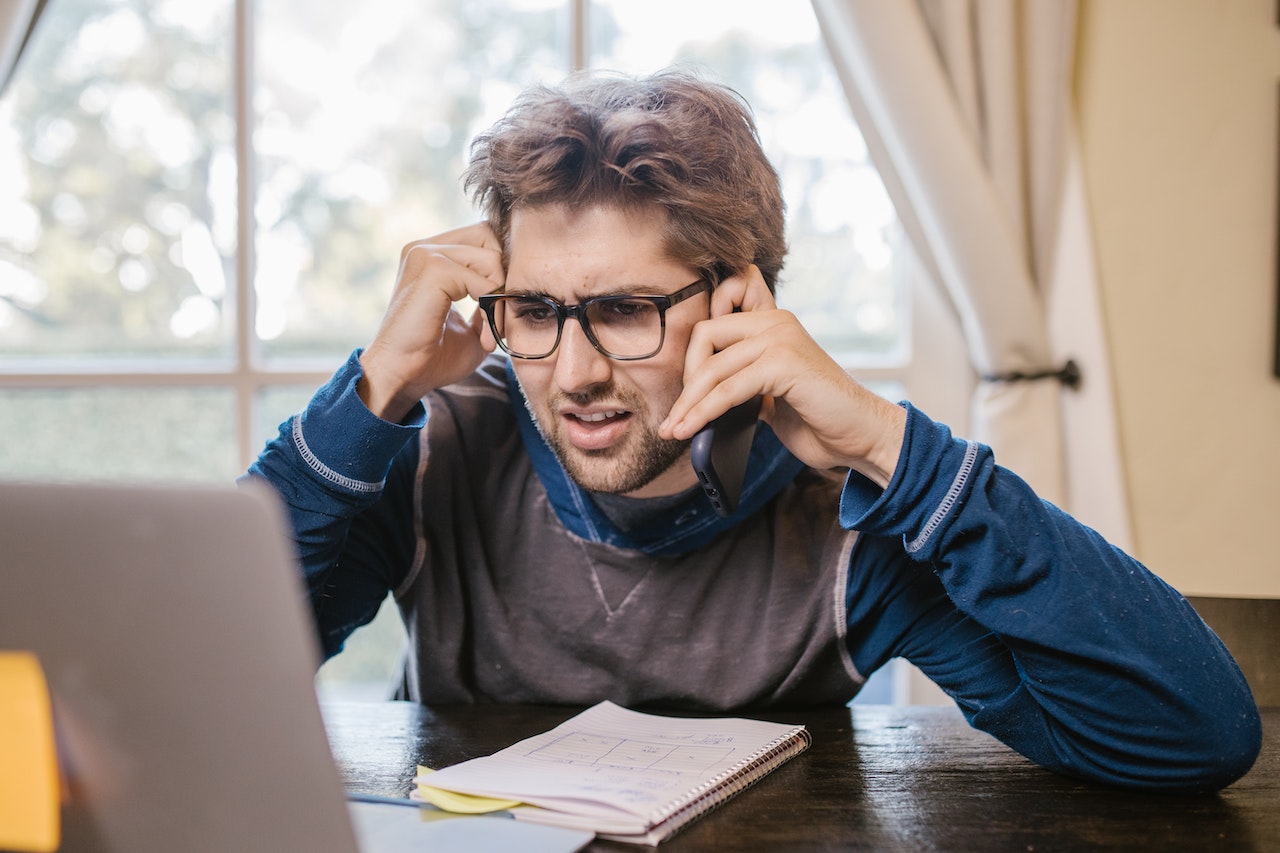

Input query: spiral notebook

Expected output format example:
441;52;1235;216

415;701;810;845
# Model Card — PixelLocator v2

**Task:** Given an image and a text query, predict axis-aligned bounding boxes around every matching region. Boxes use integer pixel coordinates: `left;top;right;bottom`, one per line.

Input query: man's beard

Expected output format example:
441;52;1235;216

523;384;690;495
548;418;690;495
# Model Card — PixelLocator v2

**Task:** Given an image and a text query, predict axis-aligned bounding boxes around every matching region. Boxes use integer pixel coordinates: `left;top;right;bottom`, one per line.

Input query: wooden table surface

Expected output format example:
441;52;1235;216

324;702;1279;851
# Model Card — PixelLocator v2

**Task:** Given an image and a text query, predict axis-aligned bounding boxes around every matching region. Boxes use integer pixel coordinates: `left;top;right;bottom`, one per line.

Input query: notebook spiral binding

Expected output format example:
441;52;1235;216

642;726;812;840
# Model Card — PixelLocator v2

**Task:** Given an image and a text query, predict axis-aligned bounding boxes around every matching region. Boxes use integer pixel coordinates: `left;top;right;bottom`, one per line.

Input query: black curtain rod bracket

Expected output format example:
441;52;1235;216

981;359;1082;391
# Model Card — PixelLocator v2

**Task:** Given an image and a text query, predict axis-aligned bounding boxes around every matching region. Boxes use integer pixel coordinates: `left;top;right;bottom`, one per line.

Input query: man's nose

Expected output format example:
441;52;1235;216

552;317;612;393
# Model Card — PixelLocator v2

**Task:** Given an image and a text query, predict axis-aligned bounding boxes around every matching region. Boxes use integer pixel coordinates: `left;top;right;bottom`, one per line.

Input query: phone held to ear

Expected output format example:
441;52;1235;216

690;396;762;518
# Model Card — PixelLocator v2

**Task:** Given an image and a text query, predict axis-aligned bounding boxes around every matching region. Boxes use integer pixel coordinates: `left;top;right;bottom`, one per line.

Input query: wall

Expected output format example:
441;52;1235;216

1076;0;1280;597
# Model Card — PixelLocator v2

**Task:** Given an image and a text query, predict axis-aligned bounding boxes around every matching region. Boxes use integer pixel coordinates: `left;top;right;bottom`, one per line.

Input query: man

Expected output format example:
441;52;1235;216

247;70;1260;793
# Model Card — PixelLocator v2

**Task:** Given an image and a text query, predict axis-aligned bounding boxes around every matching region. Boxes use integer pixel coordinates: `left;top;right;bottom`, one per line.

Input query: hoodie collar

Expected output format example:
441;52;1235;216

505;360;804;556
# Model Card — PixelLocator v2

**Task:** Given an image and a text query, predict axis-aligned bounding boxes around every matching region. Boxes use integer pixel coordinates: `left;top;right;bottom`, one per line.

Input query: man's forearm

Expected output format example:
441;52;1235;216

242;350;424;657
841;403;1261;792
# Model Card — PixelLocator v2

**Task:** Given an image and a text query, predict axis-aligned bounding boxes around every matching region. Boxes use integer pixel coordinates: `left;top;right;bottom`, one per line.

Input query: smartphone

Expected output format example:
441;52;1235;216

690;396;762;517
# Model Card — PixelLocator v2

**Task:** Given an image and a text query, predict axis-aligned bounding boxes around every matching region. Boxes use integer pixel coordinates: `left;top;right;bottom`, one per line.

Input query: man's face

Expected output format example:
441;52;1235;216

505;204;708;497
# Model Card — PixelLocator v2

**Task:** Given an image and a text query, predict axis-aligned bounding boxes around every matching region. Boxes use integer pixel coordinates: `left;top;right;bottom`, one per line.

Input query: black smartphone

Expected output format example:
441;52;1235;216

690;396;762;517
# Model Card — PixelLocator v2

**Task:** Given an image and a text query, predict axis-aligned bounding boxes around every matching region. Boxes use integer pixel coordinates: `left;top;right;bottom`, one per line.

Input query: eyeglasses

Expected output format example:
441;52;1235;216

477;278;711;361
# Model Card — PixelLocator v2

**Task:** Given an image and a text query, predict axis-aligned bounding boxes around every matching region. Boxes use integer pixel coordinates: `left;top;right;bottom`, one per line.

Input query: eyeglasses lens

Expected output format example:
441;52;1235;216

584;298;662;358
493;295;664;359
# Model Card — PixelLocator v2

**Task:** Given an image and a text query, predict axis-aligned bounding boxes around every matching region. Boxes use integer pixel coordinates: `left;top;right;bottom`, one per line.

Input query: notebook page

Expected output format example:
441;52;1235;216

419;701;804;830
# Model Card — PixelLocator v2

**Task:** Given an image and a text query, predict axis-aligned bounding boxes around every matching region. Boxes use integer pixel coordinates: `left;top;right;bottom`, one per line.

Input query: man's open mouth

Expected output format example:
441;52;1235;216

561;408;634;450
573;410;625;424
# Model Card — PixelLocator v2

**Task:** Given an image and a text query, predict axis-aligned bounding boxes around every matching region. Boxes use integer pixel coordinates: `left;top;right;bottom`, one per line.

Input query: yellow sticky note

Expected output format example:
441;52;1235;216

0;652;60;853
412;766;523;814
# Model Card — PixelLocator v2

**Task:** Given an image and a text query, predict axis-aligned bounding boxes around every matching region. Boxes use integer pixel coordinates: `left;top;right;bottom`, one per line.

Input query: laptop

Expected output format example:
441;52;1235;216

0;479;592;853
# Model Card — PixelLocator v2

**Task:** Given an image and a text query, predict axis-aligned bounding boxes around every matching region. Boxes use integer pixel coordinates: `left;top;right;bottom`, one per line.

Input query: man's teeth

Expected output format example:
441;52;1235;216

576;410;622;423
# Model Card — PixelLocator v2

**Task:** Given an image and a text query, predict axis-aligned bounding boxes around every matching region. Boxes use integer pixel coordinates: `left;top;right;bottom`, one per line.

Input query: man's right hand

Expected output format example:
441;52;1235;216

357;223;505;423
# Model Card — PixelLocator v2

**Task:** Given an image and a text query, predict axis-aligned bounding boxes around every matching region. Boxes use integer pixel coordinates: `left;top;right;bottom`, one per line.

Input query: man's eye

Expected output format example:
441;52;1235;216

596;299;656;323
511;301;557;324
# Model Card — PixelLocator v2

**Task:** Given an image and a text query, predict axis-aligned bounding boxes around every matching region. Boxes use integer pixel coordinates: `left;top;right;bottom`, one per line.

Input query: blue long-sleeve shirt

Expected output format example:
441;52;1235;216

246;352;1261;793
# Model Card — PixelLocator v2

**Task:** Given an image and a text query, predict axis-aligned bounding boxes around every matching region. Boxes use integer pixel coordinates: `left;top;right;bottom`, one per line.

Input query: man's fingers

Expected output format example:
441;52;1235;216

664;362;769;441
399;222;502;262
709;264;775;318
664;315;786;439
396;222;505;296
397;243;505;303
684;309;798;379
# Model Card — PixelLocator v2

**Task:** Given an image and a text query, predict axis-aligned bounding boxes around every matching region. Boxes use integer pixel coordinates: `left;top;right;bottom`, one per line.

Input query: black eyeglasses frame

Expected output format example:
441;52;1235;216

477;278;712;361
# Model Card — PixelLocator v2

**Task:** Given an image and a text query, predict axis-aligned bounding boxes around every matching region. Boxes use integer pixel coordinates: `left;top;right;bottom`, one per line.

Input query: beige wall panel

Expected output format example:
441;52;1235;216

1076;0;1280;596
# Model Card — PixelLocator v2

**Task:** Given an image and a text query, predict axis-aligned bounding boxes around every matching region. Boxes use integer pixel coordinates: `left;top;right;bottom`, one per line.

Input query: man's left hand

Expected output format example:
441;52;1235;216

659;265;906;489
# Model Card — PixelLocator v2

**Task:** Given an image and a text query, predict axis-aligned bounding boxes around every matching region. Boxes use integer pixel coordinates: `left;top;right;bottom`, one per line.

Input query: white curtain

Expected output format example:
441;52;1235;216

1;0;44;93
811;0;1132;546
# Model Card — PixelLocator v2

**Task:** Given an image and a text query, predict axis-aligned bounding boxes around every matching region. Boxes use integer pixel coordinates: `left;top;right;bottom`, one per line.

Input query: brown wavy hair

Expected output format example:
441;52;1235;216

463;69;787;292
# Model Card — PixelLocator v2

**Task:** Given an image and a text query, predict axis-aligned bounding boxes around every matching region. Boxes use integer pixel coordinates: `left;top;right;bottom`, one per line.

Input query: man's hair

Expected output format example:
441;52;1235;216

463;69;787;292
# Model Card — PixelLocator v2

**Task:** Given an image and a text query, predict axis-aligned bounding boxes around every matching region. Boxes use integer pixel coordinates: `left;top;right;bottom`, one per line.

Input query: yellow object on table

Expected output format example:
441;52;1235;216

413;766;524;814
0;651;60;853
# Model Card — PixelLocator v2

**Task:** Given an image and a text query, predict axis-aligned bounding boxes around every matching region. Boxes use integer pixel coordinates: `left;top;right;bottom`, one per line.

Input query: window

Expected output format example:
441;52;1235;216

2;0;950;701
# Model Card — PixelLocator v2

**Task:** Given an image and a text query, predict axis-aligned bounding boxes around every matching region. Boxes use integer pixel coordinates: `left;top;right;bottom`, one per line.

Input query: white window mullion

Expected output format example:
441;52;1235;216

570;0;588;72
234;0;258;472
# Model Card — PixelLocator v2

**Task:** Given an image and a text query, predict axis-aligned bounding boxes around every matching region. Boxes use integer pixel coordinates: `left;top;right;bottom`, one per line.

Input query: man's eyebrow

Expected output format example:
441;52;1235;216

587;283;687;298
498;287;553;299
609;285;667;296
501;284;671;301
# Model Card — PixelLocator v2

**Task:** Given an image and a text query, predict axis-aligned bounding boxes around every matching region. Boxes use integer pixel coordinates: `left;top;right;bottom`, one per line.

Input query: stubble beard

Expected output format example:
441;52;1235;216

525;385;691;495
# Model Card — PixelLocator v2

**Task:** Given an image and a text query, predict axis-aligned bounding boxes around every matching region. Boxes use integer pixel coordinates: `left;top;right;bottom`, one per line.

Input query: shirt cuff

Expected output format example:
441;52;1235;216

838;402;982;559
293;350;426;494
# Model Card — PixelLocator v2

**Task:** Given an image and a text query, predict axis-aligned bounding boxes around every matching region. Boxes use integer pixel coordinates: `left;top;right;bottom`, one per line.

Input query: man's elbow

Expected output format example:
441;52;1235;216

1081;703;1264;795
1168;705;1263;794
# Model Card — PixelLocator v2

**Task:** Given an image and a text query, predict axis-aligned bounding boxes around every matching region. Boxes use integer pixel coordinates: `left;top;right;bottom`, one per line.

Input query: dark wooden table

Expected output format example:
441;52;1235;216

324;702;1279;851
